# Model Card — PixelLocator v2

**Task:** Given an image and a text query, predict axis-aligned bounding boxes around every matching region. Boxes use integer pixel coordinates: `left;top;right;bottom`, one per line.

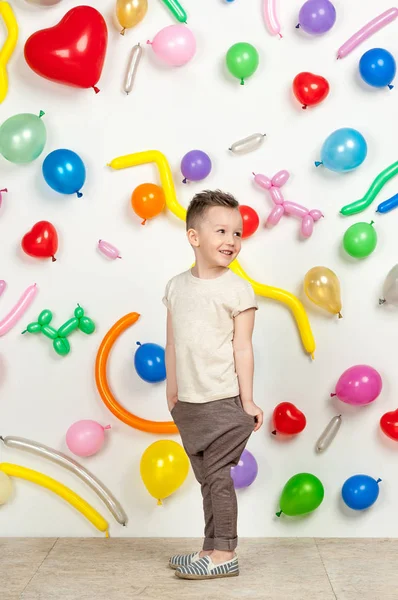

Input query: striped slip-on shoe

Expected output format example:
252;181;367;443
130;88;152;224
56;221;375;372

169;551;201;570
175;554;239;580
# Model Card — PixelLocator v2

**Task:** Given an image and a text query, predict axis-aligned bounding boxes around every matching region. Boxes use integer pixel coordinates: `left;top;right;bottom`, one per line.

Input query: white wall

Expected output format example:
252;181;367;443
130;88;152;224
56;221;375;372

1;0;398;538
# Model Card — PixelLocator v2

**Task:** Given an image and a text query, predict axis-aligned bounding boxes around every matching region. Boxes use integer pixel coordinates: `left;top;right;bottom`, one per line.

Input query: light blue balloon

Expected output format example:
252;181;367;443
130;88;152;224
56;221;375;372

315;128;368;173
42;149;86;197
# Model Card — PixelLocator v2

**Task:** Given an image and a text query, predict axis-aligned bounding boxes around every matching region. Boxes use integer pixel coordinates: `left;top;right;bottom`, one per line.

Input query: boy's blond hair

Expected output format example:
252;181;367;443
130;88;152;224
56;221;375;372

186;190;239;231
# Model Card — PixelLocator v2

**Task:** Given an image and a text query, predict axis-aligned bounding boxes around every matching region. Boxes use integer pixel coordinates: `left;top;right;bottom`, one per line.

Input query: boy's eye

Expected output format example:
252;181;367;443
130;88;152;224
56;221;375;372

217;229;225;234
234;232;242;237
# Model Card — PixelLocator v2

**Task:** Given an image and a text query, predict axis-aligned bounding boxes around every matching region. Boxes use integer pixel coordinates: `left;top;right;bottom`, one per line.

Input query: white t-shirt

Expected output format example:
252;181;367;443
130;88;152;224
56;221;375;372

163;268;258;404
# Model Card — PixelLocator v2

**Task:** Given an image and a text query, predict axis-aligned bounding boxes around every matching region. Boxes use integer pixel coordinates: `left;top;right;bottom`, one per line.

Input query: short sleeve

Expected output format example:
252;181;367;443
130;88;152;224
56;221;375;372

162;279;171;309
232;282;258;318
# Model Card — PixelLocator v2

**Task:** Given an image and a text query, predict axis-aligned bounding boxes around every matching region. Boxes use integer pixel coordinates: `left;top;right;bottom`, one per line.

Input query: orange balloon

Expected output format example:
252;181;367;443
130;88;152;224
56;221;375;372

95;312;178;435
131;183;165;225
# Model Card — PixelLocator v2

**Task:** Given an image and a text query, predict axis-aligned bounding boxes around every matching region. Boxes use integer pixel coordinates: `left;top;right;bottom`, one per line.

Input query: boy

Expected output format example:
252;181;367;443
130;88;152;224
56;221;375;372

163;190;263;580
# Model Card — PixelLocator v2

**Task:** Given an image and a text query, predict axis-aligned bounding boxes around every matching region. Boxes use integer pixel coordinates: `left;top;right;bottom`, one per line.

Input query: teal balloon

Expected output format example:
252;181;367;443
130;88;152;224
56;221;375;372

0;112;46;164
277;473;324;517
226;42;259;85
315;128;367;173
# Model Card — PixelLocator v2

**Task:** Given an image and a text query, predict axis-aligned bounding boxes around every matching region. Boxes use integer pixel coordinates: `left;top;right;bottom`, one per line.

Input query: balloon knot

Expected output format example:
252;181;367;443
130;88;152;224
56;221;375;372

302;105;307;110
330;393;336;397
278;33;283;39
376;478;382;484
295;23;300;28
240;78;245;85
146;40;152;45
21;330;27;335
388;84;394;90
182;178;187;184
51;256;57;262
338;312;343;319
0;188;7;193
136;341;141;346
370;220;375;226
276;510;282;517
379;298;386;305
104;425;112;430
314;161;323;167
39;110;45;118
77;191;83;198
93;86;100;94
311;353;315;361
105;531;109;538
271;430;277;435
141;219;147;225
157;499;163;506
120;28;126;36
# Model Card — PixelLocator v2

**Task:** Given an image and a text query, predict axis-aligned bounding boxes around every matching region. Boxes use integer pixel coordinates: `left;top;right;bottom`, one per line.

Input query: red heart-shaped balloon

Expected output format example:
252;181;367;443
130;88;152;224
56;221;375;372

293;72;330;109
24;6;108;93
380;409;398;441
22;221;59;262
272;402;307;435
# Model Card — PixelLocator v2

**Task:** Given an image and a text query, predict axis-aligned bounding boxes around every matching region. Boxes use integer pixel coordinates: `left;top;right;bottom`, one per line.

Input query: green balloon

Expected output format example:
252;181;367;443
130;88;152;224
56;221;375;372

58;317;79;338
226;42;259;85
38;309;53;326
79;316;95;335
343;221;377;258
277;473;324;517
0;111;46;164
53;337;71;356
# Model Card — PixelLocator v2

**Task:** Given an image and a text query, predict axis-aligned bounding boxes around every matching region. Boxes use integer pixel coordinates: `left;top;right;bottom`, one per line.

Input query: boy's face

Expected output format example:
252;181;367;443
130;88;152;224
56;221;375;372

188;206;243;268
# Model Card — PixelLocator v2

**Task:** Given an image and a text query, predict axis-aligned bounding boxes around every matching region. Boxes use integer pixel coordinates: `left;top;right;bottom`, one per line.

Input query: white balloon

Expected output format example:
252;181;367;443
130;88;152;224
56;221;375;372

380;264;398;306
0;471;13;504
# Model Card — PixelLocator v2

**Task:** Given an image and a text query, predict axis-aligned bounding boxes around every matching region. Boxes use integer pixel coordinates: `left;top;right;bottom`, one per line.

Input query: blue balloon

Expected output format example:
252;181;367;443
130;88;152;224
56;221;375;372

342;475;381;510
377;192;398;214
359;48;396;89
315;128;367;173
42;149;86;198
134;342;166;383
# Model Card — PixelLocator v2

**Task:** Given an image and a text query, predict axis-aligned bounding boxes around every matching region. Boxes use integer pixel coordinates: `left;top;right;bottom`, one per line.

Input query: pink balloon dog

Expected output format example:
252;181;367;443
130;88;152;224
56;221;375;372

253;170;323;238
331;365;382;406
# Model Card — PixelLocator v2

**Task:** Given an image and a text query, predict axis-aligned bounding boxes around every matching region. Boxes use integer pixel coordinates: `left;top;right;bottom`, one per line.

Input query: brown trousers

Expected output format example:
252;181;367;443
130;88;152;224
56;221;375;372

171;395;255;551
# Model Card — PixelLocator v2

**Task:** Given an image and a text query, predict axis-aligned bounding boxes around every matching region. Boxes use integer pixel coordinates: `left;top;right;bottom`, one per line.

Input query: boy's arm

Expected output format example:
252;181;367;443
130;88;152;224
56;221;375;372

166;309;178;412
233;308;263;432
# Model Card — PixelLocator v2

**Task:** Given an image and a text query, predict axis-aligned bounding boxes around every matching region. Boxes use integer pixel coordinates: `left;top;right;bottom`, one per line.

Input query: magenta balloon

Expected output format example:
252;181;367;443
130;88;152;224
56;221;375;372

333;365;382;406
231;449;258;489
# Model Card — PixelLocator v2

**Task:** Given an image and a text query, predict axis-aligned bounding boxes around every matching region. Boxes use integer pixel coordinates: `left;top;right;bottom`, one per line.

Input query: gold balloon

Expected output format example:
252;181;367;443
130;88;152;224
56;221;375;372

0;471;13;504
140;440;189;505
304;266;342;318
116;0;148;34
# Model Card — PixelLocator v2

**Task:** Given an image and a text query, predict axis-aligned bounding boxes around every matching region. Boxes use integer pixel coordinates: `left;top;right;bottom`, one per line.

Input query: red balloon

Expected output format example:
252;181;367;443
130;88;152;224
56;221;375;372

239;205;259;239
22;221;59;262
380;409;398;441
272;402;306;435
24;6;108;93
293;72;330;109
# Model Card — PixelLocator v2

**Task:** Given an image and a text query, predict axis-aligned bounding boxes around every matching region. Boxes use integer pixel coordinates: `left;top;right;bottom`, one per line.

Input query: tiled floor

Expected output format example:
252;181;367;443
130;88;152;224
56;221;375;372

1;538;396;599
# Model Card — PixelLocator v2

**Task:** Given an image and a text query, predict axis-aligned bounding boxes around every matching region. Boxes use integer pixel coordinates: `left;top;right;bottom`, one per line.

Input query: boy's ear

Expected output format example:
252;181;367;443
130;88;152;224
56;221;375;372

187;228;200;247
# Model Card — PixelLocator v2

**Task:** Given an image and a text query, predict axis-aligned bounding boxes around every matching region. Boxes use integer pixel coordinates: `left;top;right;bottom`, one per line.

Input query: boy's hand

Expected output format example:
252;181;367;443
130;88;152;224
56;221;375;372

243;401;263;432
168;397;178;413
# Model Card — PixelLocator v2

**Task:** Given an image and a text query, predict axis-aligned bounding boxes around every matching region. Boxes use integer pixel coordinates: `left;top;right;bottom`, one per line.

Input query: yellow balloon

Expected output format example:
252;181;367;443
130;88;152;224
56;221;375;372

140;440;189;505
116;0;148;34
0;471;13;504
304;266;342;318
0;463;109;534
0;1;19;104
107;150;316;358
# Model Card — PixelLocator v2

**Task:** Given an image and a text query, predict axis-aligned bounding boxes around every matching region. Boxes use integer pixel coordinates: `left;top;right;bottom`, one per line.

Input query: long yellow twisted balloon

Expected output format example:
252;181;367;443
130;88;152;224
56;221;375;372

0;2;18;104
107;150;315;357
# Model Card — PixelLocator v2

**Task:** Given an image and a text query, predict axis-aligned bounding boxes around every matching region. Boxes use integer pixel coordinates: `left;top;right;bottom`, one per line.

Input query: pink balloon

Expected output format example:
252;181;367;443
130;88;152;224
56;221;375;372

0;280;6;297
253;173;271;190
66;420;111;457
283;201;308;218
267;204;285;226
301;214;314;238
0;283;37;337
147;25;196;67
263;0;282;37
271;170;289;187
337;8;398;59
0;188;7;209
98;240;121;260
332;365;382;406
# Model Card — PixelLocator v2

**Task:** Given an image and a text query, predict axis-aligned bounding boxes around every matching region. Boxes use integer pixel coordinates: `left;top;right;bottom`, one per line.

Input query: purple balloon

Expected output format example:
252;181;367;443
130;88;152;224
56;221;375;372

297;0;336;35
231;449;258;489
180;150;212;183
332;365;382;406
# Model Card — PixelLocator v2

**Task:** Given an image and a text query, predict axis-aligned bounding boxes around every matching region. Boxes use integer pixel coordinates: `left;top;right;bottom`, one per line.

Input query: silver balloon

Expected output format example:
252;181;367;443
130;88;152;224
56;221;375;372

124;43;143;95
25;0;62;6
315;415;342;453
229;133;266;154
0;436;128;525
380;264;398;306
